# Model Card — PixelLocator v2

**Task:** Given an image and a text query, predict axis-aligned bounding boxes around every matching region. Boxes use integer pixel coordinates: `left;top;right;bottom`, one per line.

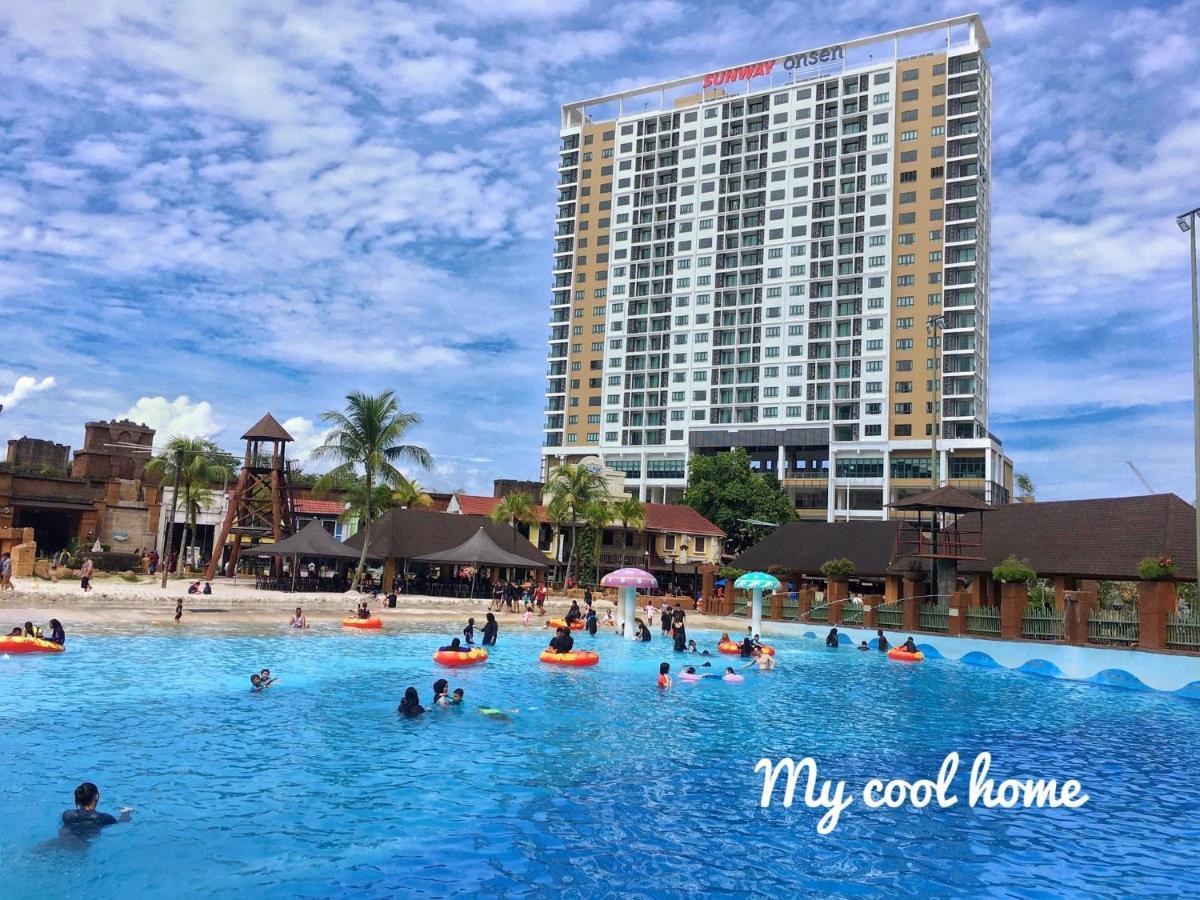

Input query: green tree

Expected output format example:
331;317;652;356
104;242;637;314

392;476;433;509
681;449;795;555
580;497;613;585
490;490;539;553
144;436;236;575
1016;472;1035;500
311;390;432;590
545;463;607;585
611;495;646;568
544;494;570;584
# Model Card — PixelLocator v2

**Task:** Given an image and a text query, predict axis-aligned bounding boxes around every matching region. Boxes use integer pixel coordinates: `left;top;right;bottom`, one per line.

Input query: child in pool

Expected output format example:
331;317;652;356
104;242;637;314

433;678;450;707
657;662;671;688
859;641;870;651
450;688;464;706
522;605;533;628
902;637;918;653
250;673;264;692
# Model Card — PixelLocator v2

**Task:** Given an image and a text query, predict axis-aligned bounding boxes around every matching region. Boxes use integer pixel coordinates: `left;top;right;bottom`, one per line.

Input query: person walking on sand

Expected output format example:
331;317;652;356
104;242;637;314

79;556;94;592
0;552;13;592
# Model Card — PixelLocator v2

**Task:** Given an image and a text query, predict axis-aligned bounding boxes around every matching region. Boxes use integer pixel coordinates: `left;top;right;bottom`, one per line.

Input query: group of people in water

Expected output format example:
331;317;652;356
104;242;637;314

6;618;65;645
249;668;276;691
819;627;918;654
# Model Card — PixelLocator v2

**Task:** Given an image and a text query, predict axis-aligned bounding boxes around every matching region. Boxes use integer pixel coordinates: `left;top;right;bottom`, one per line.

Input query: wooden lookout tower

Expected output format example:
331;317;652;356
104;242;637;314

890;485;991;599
204;413;296;579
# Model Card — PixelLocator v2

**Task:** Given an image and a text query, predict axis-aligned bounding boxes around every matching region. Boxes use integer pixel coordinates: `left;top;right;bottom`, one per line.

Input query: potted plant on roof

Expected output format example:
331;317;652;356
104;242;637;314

991;555;1033;639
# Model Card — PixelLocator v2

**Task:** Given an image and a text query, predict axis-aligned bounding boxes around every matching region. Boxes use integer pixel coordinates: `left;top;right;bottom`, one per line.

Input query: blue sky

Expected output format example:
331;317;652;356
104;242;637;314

1;0;1198;500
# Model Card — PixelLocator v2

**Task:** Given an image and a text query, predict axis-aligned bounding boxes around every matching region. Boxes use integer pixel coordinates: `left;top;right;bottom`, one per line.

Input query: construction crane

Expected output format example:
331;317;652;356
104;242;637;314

1125;461;1156;495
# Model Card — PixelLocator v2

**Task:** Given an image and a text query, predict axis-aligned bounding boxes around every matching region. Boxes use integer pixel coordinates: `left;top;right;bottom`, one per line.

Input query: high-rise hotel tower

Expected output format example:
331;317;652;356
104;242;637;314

543;15;1013;520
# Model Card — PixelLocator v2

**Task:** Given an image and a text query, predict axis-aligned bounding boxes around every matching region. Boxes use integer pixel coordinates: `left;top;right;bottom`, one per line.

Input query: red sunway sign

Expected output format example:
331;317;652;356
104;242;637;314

703;60;775;88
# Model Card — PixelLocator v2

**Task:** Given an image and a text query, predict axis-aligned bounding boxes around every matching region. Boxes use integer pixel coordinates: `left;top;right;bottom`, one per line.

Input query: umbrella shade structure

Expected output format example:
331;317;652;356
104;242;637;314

600;567;658;589
255;521;362;559
413;527;548;570
733;571;782;592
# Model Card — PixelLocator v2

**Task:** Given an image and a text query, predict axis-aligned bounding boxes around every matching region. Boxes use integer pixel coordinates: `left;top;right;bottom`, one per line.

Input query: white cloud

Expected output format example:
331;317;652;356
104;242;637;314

280;416;333;468
0;374;56;409
121;396;221;439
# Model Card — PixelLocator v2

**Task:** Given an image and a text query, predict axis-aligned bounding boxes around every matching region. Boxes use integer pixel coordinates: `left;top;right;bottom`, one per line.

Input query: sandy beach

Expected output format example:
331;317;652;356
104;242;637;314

0;574;735;636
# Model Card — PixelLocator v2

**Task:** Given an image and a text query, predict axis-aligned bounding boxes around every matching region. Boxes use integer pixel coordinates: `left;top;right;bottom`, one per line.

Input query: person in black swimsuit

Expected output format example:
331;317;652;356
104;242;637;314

660;607;671;635
548;627;574;654
585;607;598;636
825;627;840;648
47;619;65;646
60;782;132;837
399;687;425;716
438;638;470;653
481;613;498;646
876;630;890;652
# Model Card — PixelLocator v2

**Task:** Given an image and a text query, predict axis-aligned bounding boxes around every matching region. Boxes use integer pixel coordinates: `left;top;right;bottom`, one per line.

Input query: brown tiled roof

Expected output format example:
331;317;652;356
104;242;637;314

294;499;345;516
957;493;1196;581
731;494;1197;581
890;485;992;512
241;413;293;442
452;495;723;537
343;508;549;566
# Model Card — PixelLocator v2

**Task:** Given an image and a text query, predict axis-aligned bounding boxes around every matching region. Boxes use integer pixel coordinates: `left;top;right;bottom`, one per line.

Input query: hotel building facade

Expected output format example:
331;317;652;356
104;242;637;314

542;15;1013;520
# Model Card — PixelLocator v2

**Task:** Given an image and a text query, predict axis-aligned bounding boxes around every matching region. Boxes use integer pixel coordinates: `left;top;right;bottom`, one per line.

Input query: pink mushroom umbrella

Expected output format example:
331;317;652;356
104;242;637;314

601;568;657;641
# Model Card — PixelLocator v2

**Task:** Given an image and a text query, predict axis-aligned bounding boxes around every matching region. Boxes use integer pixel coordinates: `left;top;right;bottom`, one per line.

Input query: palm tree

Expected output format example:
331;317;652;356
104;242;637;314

144;436;236;576
611;495;646;569
544;494;570;585
311;391;432;591
545;463;607;586
490;490;538;553
392;476;433;509
580;497;612;586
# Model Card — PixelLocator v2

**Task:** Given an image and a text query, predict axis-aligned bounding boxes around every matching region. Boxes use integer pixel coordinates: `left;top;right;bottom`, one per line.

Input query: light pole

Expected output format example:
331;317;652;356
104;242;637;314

1178;206;1200;589
926;314;946;490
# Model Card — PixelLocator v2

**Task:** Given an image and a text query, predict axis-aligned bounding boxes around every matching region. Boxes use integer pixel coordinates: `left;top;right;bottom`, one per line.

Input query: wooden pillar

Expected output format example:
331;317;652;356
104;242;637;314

884;574;901;604
1052;575;1076;612
902;577;921;632
1137;581;1177;651
947;590;969;637
699;563;716;611
863;594;879;629
1064;589;1096;646
999;581;1027;640
826;578;847;625
799;588;813;620
383;558;396;593
770;591;784;620
969;574;987;605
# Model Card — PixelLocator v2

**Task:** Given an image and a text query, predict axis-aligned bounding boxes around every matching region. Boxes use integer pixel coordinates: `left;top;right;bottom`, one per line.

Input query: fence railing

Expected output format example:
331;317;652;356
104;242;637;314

1022;607;1065;641
966;606;1001;636
876;601;903;629
732;594;749;617
919;601;950;632
808;603;829;623
841;604;864;626
1167;611;1200;651
1088;608;1140;646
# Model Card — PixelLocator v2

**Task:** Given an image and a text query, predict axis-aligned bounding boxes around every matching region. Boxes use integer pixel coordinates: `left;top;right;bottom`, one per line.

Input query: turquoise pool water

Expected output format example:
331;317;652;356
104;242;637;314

2;620;1199;898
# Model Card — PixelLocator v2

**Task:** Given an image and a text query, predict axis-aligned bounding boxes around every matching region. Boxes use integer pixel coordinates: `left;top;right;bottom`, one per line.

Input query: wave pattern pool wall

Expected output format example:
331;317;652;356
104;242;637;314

768;622;1200;695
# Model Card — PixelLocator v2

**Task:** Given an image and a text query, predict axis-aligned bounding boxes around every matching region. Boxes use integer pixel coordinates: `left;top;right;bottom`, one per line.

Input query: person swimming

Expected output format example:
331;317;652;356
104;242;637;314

657;662;671;688
687;639;697;653
548;627;574;654
46;619;65;647
739;636;755;657
479;706;512;721
481;613;498;646
438;638;471;653
858;641;870;651
449;688;464;706
24;621;42;639
825;627;840;648
250;674;264;692
636;618;652;642
60;782;132;837
432;678;450;707
585;606;598;636
259;668;276;687
398;687;425;716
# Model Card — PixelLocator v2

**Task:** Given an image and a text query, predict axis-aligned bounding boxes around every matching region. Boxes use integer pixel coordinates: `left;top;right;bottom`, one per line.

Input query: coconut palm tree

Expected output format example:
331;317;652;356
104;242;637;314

490;490;538;553
392;476;433;509
144;436;236;576
311;390;432;591
545;463;607;586
544;494;570;585
580;497;612;586
611;495;646;569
